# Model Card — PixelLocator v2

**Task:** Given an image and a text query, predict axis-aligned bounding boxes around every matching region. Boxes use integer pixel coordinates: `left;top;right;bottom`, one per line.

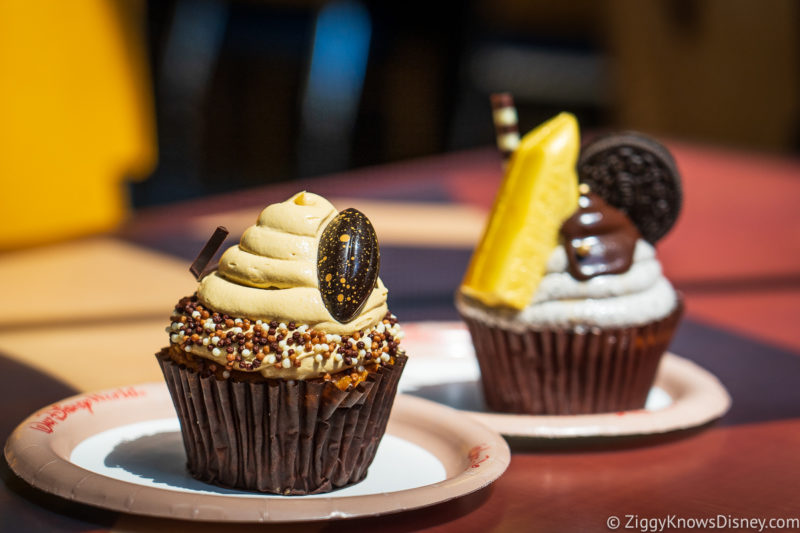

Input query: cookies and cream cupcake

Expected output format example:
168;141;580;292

157;192;406;494
457;109;682;415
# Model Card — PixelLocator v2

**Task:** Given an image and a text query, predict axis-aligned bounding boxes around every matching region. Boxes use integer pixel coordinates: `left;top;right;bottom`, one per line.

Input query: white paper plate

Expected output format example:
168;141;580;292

4;387;509;522
399;321;731;438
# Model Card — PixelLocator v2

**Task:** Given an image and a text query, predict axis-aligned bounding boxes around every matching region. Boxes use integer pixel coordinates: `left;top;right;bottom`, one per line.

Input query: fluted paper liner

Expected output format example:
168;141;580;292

156;351;406;494
461;301;683;415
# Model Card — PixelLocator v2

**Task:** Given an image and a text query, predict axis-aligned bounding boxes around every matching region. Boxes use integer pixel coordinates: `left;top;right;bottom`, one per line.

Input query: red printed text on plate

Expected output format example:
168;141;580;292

29;387;146;434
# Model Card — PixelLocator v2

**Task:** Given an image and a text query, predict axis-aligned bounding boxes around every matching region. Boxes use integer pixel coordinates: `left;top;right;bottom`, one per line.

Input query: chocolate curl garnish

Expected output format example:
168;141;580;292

490;92;520;169
190;226;229;281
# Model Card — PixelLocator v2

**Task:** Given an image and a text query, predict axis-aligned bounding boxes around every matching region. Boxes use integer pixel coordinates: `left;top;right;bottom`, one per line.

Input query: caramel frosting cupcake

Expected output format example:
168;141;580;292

157;192;406;494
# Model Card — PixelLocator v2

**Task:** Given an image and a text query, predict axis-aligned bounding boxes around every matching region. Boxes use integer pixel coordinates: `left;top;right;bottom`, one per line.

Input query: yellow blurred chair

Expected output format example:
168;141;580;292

0;0;156;250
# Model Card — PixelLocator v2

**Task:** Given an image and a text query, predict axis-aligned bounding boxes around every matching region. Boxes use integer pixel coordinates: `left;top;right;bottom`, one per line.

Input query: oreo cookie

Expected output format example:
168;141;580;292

578;132;681;243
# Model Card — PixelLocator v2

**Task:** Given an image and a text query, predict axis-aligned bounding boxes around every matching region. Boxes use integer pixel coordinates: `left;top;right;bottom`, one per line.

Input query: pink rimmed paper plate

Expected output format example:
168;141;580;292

399;321;731;438
4;386;509;522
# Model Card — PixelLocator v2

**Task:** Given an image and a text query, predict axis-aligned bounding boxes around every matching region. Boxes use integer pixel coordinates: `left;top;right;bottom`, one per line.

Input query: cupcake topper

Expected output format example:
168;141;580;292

490;93;520;170
190;226;229;280
461;111;580;310
578;132;682;243
317;208;380;323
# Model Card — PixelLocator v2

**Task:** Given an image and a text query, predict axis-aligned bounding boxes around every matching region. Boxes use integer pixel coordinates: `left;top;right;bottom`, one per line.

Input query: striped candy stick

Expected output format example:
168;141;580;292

490;93;520;169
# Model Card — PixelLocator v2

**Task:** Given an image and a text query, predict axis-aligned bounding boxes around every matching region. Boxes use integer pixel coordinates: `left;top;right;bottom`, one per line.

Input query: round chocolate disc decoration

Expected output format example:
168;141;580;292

317;208;380;323
578;132;682;243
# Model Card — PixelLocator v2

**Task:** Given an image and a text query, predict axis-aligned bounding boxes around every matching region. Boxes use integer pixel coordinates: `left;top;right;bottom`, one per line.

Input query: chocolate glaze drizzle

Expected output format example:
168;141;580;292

561;192;640;281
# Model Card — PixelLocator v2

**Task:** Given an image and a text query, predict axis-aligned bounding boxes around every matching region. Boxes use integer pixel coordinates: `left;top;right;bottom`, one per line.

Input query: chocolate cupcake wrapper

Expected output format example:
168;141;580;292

156;352;406;495
461;302;683;415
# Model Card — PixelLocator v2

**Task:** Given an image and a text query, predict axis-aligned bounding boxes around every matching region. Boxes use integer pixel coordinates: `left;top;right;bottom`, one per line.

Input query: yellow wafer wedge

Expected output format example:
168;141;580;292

461;112;580;309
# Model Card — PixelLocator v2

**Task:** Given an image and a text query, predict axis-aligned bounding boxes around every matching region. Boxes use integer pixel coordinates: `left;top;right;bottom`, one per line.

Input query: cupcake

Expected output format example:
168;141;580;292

456;110;682;415
157;192;406;494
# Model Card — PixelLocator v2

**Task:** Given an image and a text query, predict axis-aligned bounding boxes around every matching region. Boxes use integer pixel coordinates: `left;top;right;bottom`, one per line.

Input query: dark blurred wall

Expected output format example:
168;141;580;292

606;0;799;153
132;0;799;208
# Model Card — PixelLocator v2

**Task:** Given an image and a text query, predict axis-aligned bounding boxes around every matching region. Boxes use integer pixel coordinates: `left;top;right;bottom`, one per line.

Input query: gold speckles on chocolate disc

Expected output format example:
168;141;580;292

317;208;380;323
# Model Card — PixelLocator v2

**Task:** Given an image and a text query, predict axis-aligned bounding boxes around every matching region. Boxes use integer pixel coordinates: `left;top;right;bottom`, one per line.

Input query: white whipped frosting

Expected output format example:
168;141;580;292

456;240;678;330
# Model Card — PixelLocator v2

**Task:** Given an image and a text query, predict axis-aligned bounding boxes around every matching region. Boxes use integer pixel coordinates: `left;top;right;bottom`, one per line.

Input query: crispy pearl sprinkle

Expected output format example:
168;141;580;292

167;295;403;374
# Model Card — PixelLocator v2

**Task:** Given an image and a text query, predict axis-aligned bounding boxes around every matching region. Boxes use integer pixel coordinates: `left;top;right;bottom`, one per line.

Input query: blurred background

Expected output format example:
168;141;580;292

0;0;798;248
